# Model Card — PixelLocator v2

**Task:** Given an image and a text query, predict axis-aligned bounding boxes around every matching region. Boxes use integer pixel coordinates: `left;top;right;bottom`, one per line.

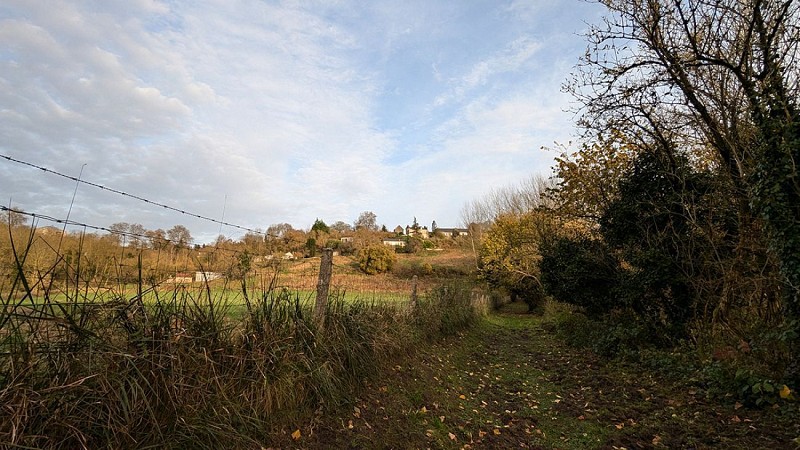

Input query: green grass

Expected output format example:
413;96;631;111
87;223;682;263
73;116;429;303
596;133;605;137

276;302;800;449
10;282;415;323
1;243;481;449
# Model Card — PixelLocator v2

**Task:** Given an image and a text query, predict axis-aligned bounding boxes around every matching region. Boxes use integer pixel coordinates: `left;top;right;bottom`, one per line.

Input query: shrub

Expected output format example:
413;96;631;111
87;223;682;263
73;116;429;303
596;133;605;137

549;308;665;358
412;282;480;338
540;235;621;317
600;151;717;334
479;211;553;313
357;244;396;275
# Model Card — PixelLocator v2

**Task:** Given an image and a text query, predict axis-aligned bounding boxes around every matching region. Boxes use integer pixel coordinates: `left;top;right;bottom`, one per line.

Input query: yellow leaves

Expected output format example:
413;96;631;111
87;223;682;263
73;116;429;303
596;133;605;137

459;394;467;400
291;429;301;440
779;384;792;399
492;428;501;435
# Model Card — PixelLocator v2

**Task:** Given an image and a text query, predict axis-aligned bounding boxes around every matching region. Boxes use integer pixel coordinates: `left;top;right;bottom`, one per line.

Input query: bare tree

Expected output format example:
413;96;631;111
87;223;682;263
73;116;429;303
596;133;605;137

128;223;146;248
266;223;293;239
146;228;168;250
166;225;192;248
2;207;28;227
354;211;378;231
460;174;554;227
107;222;130;246
329;220;353;233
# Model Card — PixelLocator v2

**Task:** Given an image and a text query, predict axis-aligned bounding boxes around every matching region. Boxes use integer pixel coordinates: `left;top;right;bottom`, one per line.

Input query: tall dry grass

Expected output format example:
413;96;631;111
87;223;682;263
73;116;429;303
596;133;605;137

0;225;482;449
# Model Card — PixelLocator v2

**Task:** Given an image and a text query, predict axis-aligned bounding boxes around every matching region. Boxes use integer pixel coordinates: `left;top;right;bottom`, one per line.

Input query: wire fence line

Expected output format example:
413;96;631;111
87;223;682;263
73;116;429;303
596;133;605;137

1;205;251;259
0;156;430;305
1;153;269;236
2;204;424;306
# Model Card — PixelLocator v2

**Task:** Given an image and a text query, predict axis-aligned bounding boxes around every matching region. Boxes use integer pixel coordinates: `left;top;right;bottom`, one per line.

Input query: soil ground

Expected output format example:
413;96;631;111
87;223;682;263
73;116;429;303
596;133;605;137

268;302;800;449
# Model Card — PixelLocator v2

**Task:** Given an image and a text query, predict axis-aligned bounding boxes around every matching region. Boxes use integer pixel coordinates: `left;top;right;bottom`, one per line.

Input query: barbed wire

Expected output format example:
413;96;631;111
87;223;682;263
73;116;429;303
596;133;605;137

2;206;419;300
1;153;266;236
0;205;259;259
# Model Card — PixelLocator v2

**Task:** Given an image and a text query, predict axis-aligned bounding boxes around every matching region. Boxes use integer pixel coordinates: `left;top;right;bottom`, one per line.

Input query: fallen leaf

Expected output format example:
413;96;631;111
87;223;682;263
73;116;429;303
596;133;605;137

348;420;354;429
493;429;501;435
615;423;625;429
652;435;662;446
439;415;446;423
291;429;301;440
459;394;466;400
354;406;361;418
780;385;792;399
448;432;456;441
420;406;428;413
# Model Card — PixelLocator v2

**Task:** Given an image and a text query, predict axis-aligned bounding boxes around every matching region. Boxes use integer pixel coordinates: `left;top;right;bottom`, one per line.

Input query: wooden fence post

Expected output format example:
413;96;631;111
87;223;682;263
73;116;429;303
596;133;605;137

410;275;418;310
314;248;334;324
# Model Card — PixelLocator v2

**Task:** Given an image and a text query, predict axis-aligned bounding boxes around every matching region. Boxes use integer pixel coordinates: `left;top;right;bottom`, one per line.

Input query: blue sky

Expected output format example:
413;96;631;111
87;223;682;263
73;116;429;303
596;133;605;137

0;0;603;243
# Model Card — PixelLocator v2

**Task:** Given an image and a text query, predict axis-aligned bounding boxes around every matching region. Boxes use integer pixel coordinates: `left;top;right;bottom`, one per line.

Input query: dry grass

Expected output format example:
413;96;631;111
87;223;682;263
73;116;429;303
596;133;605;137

0;227;483;449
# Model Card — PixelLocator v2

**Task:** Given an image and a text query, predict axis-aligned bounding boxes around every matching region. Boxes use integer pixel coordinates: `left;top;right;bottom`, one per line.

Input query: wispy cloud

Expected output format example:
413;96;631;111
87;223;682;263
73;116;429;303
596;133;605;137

434;37;542;107
0;0;604;240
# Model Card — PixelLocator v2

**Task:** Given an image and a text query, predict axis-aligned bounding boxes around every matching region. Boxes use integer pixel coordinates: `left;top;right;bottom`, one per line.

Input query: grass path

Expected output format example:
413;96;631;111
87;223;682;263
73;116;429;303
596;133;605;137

272;303;799;449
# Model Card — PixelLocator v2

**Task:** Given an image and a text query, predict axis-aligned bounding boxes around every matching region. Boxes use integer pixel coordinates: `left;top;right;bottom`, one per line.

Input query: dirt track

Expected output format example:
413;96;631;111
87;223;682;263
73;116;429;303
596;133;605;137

270;303;799;449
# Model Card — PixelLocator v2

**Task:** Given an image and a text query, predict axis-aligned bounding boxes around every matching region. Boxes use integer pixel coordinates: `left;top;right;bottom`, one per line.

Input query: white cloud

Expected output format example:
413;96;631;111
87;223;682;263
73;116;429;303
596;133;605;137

434;36;542;107
0;0;604;240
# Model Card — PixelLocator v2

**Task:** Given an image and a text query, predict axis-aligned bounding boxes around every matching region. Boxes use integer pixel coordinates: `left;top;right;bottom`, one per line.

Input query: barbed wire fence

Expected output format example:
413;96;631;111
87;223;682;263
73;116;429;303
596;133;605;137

1;154;419;309
1;153;267;236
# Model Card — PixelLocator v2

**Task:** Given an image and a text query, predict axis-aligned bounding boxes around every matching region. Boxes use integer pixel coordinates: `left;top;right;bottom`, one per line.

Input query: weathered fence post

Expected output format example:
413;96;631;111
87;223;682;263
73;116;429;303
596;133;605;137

314;248;334;324
410;275;418;310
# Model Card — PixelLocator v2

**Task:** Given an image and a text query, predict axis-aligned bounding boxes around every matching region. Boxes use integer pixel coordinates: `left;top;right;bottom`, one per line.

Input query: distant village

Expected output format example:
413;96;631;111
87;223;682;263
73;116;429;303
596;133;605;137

24;216;471;284
380;221;469;248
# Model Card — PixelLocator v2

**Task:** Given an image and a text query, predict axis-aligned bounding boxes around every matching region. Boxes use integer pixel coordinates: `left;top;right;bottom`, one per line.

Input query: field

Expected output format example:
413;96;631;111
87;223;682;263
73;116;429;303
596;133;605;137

0;231;487;449
7;225;796;448
5;245;478;307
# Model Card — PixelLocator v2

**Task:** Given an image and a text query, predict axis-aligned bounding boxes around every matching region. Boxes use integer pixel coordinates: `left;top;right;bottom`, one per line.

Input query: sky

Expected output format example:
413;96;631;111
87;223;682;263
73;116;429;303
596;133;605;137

0;0;604;243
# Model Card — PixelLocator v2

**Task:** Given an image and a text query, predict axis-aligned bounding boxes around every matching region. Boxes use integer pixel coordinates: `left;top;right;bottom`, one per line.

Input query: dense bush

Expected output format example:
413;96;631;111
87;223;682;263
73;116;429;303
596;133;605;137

479;211;552;312
600;151;715;333
357;244;396;274
540;235;620;317
549;310;664;358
